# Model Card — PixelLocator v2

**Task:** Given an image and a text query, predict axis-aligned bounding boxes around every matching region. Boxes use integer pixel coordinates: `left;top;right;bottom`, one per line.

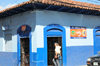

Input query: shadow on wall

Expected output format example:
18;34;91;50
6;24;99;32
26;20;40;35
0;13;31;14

0;11;36;42
0;11;36;66
4;30;12;43
0;10;99;66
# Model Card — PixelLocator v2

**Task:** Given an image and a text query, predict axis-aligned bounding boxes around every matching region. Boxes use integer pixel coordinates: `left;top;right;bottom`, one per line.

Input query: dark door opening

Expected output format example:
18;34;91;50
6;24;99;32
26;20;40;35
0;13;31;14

20;38;30;66
47;37;62;66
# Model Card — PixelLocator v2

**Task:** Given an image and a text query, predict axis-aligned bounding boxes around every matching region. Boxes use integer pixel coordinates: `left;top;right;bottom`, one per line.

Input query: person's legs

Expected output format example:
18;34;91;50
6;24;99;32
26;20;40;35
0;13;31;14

56;59;59;66
53;55;62;66
53;58;57;66
59;56;62;66
57;55;62;66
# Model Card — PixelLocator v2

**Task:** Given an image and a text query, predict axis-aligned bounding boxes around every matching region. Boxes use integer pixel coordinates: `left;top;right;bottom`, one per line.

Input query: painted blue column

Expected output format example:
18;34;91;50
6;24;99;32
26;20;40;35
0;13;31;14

17;35;21;66
44;30;48;66
62;30;67;66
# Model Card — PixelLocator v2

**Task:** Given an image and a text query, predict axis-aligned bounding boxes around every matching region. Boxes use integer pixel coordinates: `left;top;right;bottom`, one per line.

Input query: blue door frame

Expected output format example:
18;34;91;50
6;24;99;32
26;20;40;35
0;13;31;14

44;24;67;66
94;27;100;54
17;33;32;66
17;25;32;66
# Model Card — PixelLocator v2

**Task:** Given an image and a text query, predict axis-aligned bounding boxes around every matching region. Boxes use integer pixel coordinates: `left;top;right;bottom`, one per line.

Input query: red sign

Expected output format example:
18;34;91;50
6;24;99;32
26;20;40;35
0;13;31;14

70;26;87;39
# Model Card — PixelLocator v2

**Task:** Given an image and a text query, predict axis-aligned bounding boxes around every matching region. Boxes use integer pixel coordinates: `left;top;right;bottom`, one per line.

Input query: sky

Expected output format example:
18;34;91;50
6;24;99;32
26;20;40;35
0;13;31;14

0;0;100;11
74;0;100;5
0;0;29;10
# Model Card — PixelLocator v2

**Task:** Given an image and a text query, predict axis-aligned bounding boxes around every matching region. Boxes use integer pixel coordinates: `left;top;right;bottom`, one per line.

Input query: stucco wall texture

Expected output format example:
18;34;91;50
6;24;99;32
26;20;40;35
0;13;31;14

0;10;99;66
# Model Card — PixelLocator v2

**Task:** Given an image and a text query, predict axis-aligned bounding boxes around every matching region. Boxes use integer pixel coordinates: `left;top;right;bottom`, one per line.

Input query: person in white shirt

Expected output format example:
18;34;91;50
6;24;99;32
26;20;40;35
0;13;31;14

53;42;62;66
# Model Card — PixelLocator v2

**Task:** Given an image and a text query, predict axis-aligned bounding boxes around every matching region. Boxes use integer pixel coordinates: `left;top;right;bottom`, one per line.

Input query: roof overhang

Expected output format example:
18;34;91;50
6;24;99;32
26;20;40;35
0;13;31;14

0;1;100;18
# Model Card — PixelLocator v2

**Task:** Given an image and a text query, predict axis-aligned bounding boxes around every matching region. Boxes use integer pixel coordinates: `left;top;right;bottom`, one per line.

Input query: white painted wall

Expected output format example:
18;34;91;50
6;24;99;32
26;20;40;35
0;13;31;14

0;10;100;53
0;19;4;51
0;11;36;52
36;10;100;48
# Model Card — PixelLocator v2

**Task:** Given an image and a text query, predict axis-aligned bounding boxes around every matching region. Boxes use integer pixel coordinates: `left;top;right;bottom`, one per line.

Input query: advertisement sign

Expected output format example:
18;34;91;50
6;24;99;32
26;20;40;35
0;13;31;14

70;26;87;39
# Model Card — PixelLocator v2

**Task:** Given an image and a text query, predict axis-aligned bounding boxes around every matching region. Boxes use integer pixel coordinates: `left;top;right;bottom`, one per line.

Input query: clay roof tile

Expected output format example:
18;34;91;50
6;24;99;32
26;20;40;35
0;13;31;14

0;0;100;17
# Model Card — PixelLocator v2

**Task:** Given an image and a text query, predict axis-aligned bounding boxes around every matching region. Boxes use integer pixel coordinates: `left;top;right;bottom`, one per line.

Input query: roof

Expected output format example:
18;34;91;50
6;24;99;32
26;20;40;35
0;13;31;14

1;0;100;18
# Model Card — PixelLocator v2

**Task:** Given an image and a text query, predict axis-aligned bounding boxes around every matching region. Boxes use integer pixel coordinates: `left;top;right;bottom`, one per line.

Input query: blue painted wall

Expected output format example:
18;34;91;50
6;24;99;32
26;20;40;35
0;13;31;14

37;48;45;66
94;35;100;54
30;46;93;66
0;11;36;66
30;52;37;66
0;10;100;66
67;46;93;66
0;52;17;66
0;46;93;66
94;28;100;54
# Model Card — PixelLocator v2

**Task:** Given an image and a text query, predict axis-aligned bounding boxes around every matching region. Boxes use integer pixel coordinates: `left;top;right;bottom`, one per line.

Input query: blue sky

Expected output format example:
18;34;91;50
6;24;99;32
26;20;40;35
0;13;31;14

74;0;100;5
0;0;100;10
0;0;28;10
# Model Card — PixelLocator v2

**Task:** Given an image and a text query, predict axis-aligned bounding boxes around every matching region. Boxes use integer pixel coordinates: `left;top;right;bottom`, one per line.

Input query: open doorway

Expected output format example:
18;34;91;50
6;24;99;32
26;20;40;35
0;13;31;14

47;37;62;66
17;25;31;66
20;38;30;66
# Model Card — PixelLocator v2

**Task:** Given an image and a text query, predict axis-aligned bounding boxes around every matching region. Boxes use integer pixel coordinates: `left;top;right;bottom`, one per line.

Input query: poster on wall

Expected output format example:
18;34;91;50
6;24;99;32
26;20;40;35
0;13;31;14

70;26;87;39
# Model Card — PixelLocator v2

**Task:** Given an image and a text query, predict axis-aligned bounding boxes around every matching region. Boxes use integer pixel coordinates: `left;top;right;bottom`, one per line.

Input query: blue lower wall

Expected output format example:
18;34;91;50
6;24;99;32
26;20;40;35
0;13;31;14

37;48;45;66
0;46;93;66
36;46;94;66
30;52;37;66
66;46;93;66
0;52;17;66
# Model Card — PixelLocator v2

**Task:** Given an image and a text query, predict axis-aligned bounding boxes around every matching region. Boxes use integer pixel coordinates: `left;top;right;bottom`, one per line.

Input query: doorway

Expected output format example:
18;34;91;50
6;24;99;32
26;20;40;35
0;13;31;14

44;24;67;66
20;38;30;66
47;37;62;66
17;25;31;66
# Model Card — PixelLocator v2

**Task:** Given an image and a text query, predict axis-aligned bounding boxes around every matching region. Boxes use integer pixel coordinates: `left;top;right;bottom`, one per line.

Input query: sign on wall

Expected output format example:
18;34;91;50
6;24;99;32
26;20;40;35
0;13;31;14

70;26;87;39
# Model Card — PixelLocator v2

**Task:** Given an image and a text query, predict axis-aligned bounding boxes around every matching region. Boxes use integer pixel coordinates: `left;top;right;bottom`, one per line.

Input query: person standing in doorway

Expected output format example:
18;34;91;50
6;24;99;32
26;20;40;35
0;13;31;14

53;42;62;66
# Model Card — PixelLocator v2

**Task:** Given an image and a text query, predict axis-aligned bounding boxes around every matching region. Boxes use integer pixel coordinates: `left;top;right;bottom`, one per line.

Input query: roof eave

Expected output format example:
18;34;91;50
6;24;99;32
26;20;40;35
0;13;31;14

0;1;100;18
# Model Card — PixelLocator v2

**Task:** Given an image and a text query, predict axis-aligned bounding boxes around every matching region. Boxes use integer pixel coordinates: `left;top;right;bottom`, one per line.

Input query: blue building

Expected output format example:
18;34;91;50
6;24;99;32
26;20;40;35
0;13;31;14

0;0;100;66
